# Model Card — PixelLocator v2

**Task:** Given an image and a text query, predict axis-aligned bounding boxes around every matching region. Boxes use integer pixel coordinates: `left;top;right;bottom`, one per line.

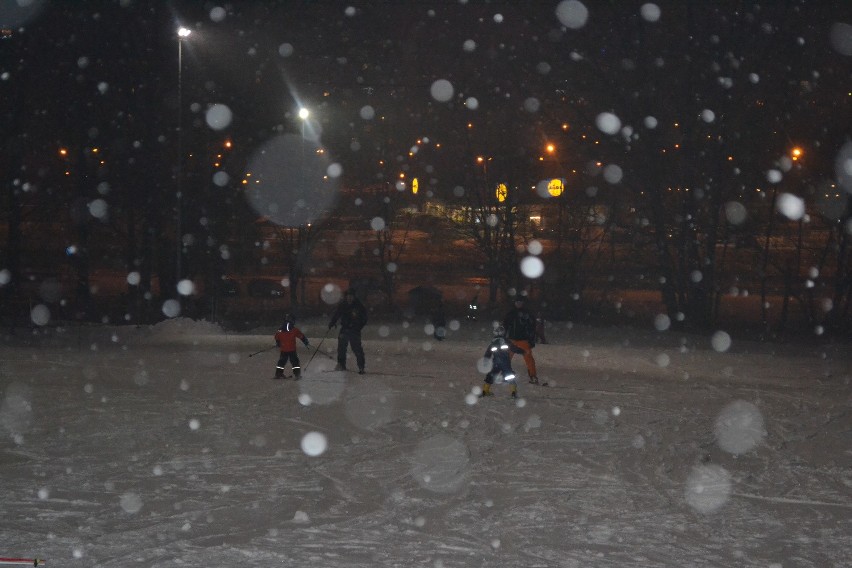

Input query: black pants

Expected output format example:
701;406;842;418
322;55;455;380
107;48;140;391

276;351;301;376
337;328;365;370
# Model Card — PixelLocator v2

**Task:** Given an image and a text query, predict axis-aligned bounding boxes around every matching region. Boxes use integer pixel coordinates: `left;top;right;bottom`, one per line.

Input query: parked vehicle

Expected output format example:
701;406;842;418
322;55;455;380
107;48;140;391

248;279;286;298
217;277;240;297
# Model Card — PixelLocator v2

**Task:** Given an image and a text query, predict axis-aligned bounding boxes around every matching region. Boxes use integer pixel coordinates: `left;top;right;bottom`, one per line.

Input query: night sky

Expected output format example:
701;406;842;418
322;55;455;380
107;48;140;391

3;1;850;193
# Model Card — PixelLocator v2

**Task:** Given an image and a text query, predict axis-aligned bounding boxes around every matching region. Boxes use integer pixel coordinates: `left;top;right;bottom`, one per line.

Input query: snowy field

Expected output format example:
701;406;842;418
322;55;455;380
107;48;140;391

1;317;850;567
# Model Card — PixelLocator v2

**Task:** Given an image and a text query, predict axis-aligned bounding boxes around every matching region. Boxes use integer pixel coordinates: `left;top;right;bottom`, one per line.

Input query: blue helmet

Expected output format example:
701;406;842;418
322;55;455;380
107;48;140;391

280;313;295;331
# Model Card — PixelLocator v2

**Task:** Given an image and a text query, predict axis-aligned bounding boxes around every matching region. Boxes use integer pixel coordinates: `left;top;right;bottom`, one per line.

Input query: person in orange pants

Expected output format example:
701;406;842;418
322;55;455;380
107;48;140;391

503;295;547;386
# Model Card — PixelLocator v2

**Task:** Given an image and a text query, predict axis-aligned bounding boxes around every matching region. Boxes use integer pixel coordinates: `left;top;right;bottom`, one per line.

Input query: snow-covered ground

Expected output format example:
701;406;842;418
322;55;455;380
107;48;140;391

1;317;850;567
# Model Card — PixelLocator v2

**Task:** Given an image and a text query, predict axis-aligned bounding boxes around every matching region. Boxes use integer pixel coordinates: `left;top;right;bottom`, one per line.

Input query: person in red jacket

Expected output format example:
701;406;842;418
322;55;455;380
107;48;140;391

273;313;310;379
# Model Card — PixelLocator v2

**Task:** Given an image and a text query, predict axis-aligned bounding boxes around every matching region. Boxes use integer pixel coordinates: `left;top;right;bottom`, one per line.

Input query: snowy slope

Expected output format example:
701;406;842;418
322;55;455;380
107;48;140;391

1;318;850;567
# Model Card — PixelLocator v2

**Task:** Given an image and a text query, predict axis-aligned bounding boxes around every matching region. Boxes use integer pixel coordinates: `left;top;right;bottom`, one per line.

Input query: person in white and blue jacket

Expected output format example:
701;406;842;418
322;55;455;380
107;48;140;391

479;324;525;398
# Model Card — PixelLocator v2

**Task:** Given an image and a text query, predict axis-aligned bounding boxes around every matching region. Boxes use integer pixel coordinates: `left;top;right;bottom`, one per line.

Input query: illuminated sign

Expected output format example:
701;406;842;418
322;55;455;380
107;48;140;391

496;183;508;203
547;178;565;197
412;177;419;194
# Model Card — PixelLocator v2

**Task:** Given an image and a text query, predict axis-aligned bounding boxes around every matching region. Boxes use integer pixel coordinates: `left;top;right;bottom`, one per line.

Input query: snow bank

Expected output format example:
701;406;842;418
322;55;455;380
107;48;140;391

148;317;225;337
128;317;230;346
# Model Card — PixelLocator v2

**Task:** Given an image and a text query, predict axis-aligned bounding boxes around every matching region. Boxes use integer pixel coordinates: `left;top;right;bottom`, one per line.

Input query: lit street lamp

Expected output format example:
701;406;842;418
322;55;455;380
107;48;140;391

298;107;310;152
476;155;491;191
791;146;803;161
298;107;310;192
176;26;192;285
540;142;566;197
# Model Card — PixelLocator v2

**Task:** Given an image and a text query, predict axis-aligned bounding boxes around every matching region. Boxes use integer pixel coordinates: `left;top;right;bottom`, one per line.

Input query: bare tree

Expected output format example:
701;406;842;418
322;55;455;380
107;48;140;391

271;222;326;307
446;160;523;306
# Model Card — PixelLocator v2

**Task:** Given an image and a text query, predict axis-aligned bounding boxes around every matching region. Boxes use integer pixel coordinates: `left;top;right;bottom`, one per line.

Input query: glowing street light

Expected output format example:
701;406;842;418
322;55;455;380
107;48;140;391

298;107;311;194
298;107;311;147
791;147;803;161
540;143;566;196
476;156;492;197
476;155;492;178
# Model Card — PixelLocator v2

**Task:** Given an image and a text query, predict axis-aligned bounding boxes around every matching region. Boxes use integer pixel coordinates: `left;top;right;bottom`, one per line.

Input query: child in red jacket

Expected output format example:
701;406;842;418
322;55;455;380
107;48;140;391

273;314;310;379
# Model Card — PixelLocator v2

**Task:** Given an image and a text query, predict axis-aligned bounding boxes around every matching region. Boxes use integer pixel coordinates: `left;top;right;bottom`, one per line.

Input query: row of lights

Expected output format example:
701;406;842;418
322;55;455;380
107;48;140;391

178;25;806;209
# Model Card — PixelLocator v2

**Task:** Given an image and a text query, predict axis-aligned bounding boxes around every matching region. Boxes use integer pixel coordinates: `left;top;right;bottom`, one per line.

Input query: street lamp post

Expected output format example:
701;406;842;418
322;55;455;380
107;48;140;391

476;156;492;205
176;26;191;287
298;107;310;186
296;107;310;304
542;142;566;197
299;107;311;200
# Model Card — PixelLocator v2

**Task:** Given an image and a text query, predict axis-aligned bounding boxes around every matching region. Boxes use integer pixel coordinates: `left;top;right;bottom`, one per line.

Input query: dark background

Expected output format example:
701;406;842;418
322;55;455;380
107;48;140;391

1;1;850;338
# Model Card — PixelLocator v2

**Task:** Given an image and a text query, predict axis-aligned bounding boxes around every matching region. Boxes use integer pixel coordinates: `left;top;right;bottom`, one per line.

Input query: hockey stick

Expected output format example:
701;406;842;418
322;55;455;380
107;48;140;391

313;349;336;361
248;345;276;358
303;327;332;373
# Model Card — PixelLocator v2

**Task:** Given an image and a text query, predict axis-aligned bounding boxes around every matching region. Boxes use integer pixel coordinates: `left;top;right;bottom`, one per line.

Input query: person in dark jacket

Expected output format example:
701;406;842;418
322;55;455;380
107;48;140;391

503;295;546;385
273;313;310;379
328;290;368;373
431;301;447;341
467;293;479;321
479;324;525;398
